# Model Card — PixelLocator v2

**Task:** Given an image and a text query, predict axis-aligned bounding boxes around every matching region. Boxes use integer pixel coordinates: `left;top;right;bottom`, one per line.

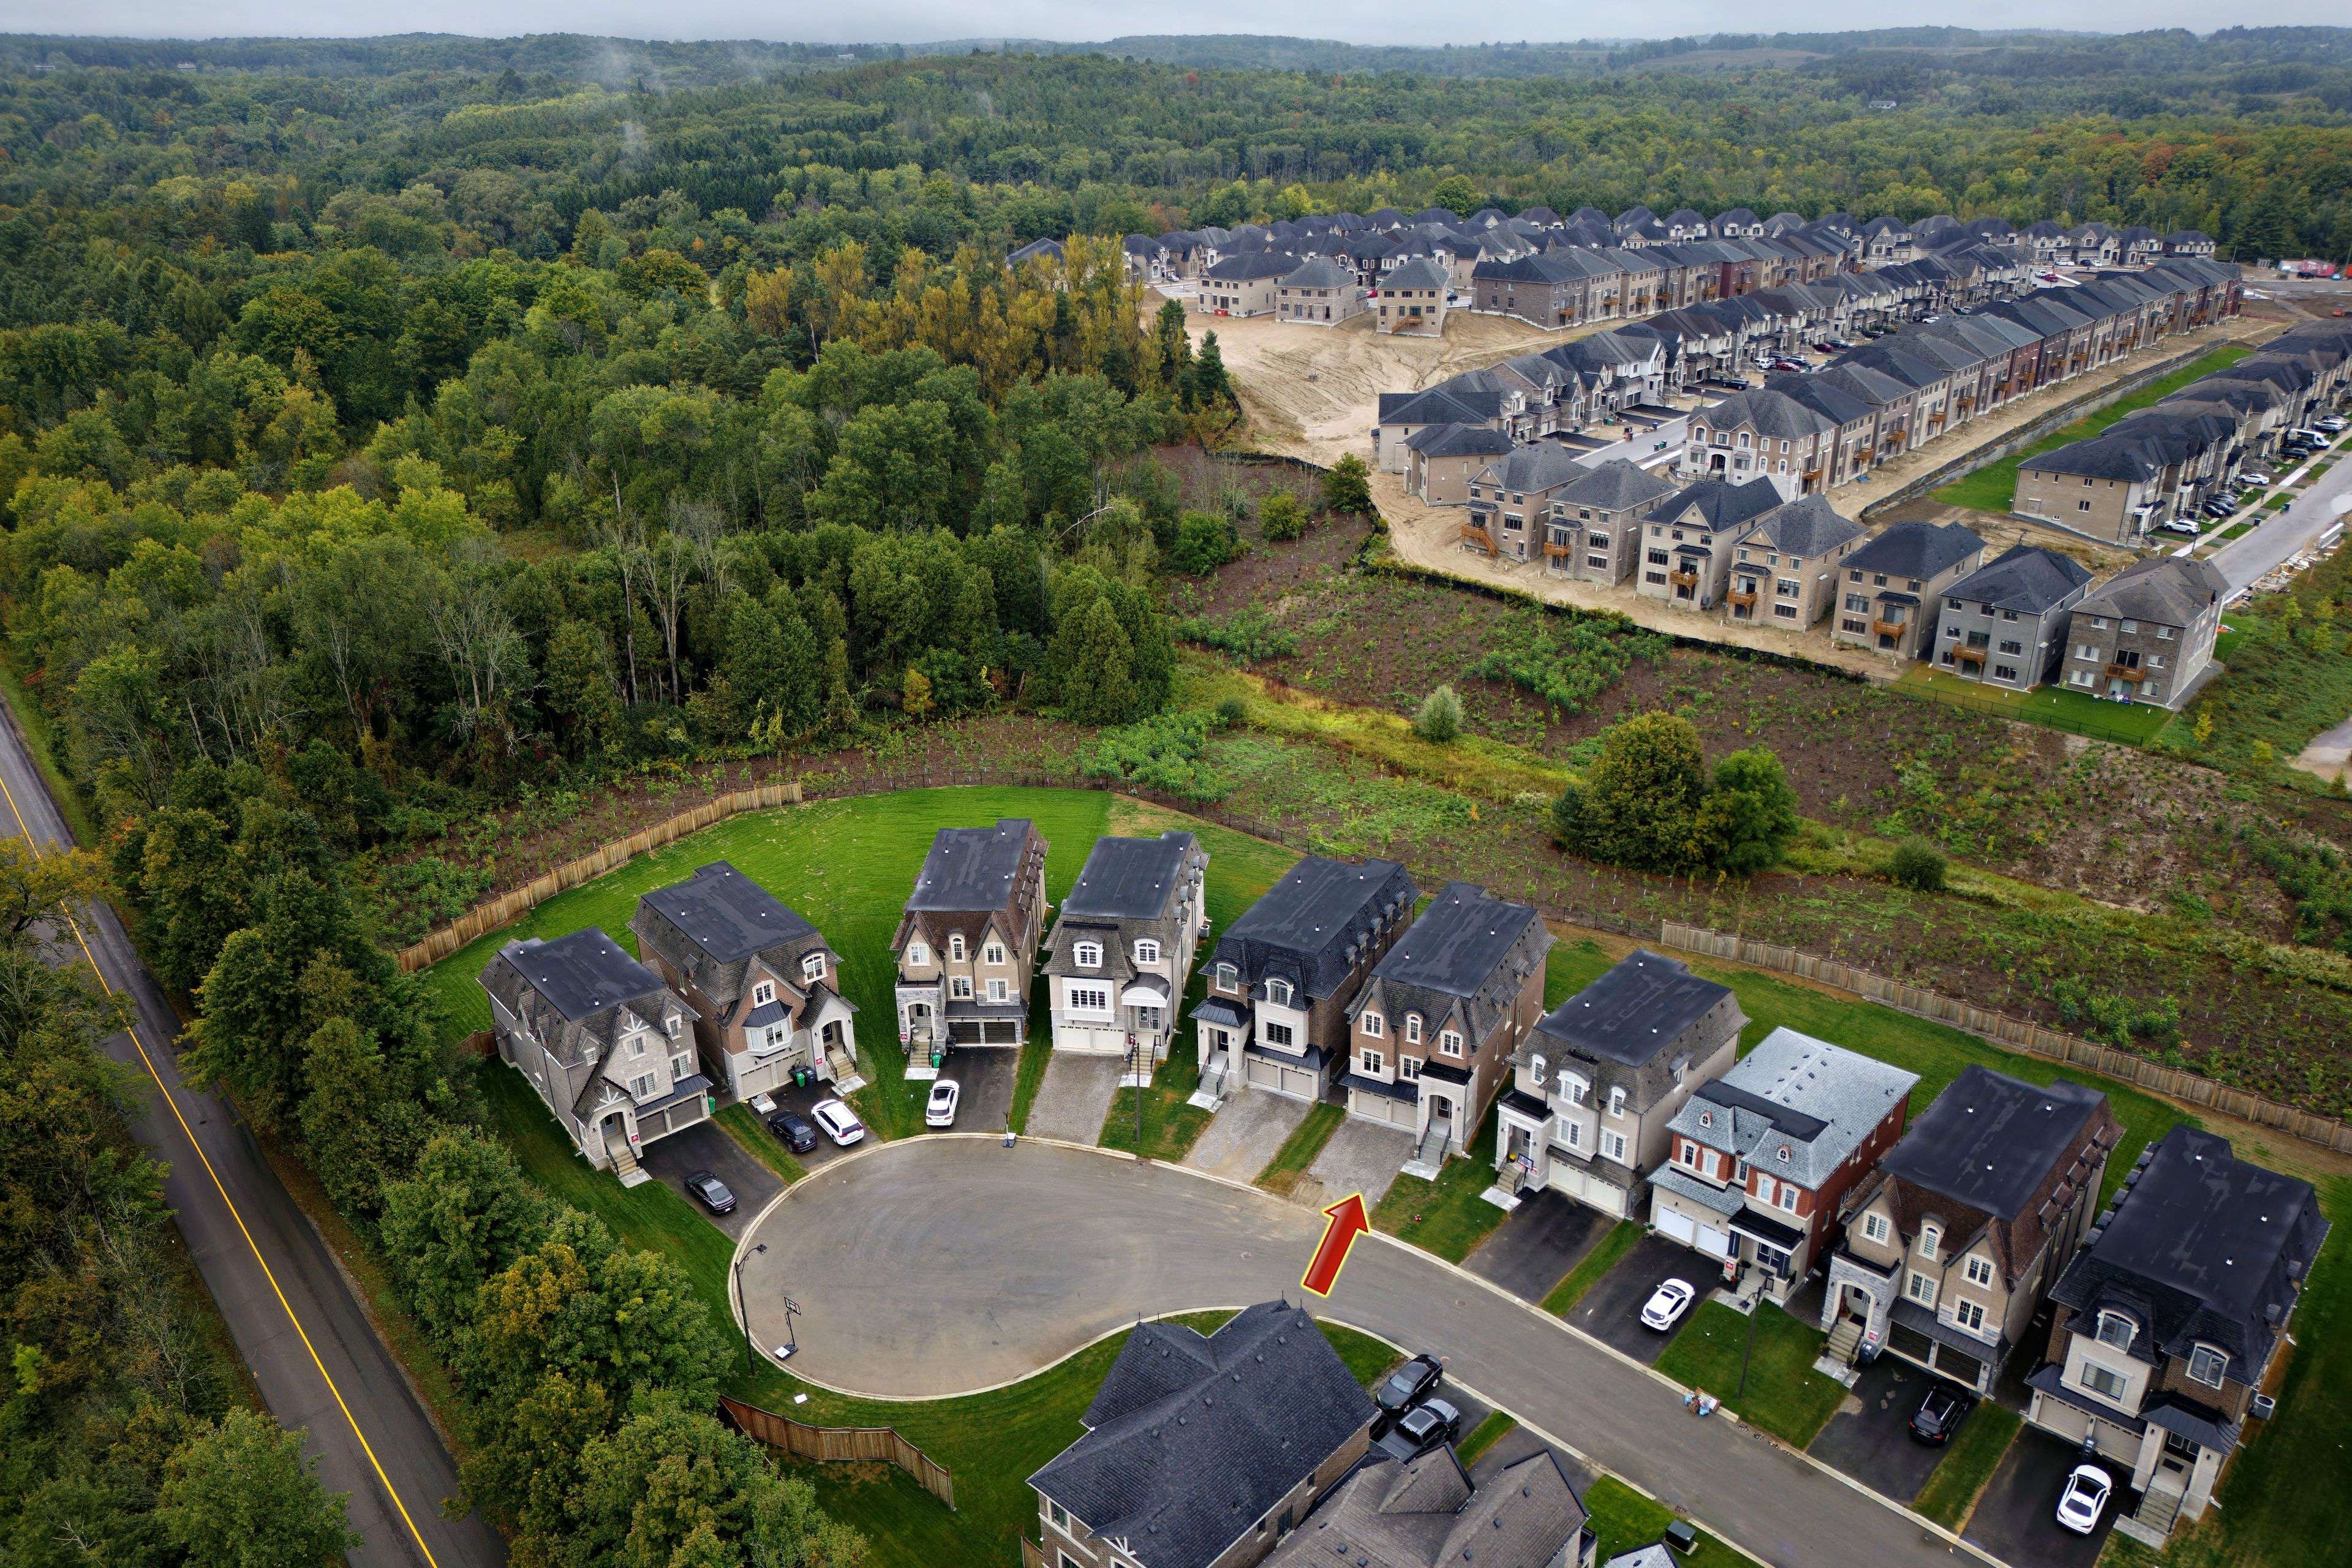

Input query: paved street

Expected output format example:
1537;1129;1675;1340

737;1138;1987;1568
0;706;503;1568
639;1120;783;1238
2205;439;2352;594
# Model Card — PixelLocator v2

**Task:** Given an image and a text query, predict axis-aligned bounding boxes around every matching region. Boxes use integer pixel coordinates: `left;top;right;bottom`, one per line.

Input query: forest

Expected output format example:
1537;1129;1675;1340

1;29;2350;1568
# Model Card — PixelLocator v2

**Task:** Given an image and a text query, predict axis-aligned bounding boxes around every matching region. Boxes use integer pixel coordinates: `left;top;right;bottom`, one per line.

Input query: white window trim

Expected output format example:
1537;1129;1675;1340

1362;1012;1385;1038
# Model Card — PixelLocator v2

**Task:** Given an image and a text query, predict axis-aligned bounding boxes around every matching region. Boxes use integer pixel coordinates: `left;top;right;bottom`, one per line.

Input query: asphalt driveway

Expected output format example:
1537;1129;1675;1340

639;1119;785;1238
1025;1052;1124;1144
1562;1231;1709;1364
757;1078;867;1172
1964;1427;2128;1568
1806;1354;1950;1504
731;1139;1968;1568
929;1046;1016;1134
1183;1089;1313;1184
1465;1189;1606;1303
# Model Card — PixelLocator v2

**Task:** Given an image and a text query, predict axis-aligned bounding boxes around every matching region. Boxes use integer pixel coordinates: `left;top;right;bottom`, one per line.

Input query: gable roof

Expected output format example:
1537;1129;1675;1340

1945;543;2093;614
1651;476;1784;535
1556;458;1678;513
1474;442;1594;495
1700;387;1836;442
1280;257;1356;290
1263;1447;1588;1568
489;928;665;1024
1030;1303;1377;1568
636;861;818;965
1384;257;1451;291
1406;422;1515;459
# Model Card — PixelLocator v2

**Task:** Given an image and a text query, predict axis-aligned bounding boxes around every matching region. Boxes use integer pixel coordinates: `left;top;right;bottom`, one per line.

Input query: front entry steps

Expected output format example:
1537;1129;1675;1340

1188;1054;1232;1112
1400;1119;1452;1182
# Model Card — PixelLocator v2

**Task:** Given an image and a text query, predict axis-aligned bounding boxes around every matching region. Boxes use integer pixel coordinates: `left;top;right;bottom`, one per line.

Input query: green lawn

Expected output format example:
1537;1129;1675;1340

1580;1476;1760;1568
1931;344;2253;515
713;1102;807;1184
1910;1401;2019;1531
733;1311;1397;1568
1457;1410;1517;1465
1542;1221;1642;1316
1257;1101;1345;1196
1653;1301;1847;1449
1373;1119;1509;1262
1894;664;2179;746
1008;1036;1054;1133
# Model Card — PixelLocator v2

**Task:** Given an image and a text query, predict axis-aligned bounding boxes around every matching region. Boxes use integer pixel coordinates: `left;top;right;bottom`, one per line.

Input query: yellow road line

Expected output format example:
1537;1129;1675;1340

0;760;444;1568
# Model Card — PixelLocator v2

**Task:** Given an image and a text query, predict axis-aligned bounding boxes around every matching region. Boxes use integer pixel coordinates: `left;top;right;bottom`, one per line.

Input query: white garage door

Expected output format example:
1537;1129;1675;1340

1656;1208;1697;1246
1695;1224;1732;1259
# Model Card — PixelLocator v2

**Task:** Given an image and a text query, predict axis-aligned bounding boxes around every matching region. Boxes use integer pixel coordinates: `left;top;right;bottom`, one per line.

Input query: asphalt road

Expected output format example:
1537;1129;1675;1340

2204;438;2352;594
737;1139;1991;1568
0;704;503;1568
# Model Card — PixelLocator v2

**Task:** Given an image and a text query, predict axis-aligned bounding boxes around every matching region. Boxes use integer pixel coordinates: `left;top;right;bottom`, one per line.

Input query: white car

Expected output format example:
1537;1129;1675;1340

926;1079;961;1128
1639;1279;1697;1332
2056;1463;2113;1534
2318;417;2348;434
810;1098;866;1147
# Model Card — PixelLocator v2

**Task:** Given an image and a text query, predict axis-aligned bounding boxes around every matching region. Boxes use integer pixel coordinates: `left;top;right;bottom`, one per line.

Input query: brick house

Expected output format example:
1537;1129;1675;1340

1634;476;1783;612
1725;494;1866;629
2057;556;2228;709
892;818;1051;1068
1375;257;1451;335
1932;544;2094;691
1042;832;1209;1068
1543;459;1678;584
1828;521;1987;660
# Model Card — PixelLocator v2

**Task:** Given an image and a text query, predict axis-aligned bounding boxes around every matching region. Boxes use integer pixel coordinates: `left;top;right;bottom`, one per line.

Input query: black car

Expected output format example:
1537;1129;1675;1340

766;1110;820;1155
684;1170;736;1215
1376;1352;1445;1416
1907;1381;1977;1444
1377;1396;1461;1460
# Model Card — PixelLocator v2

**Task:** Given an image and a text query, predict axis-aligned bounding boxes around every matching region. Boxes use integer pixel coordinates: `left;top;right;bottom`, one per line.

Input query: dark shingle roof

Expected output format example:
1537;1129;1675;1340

1555;458;1678;513
905;820;1036;913
1532;949;1732;1066
494;929;663;1022
1373;881;1541;998
637;861;816;963
1651;477;1783;535
1215;856;1417;1003
1280;257;1356;290
1383;257;1450;291
1880;1066;2109;1221
1406;422;1514;458
1062;832;1198;921
1748;494;1864;558
1844;520;1984;580
2076;555;2228;627
1945;544;2092;615
1030;1303;1377;1568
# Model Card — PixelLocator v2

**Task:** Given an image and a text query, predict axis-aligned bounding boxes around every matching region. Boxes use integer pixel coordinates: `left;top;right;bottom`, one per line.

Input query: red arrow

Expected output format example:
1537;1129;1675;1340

1301;1193;1370;1297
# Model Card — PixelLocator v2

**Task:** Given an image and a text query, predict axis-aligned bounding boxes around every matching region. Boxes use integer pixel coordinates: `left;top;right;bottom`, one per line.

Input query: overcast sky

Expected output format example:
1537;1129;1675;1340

36;5;2348;47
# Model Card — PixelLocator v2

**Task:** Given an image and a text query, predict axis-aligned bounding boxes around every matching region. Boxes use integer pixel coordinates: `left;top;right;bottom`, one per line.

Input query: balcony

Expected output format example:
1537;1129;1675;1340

1801;464;1823;483
2105;662;2143;682
1727;588;1758;608
1954;644;1989;665
1545;538;1575;558
1872;619;1909;639
1668;568;1701;589
1459;521;1494;554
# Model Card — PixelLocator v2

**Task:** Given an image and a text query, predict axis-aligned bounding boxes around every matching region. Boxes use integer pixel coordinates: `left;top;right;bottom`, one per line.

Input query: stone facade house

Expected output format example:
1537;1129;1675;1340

1725;494;1866;628
1376;257;1451;336
1029;1303;1378;1568
1932;544;2094;691
1193;857;1417;1105
1828;520;1987;660
892;818;1050;1069
1201;252;1294;317
1684;388;1838;497
1544;459;1678;584
1651;1027;1918;1303
1341;882;1551;1173
1262;1447;1596;1568
1823;1068;2119;1394
1464;443;1599;564
1042;832;1210;1068
1634;477;1783;612
1275;258;1363;325
480;930;707;1185
1409;424;1515;513
2026;1128;2328;1538
2058;556;2228;708
1492;950;1744;1221
630;861;859;1105
2015;438;2172;543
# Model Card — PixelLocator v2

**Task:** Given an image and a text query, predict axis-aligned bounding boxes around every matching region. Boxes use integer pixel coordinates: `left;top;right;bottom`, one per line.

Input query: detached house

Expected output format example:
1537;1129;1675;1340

1264;1447;1596;1568
1376;257;1452;335
1493;950;1744;1221
630;861;859;1104
892;818;1051;1069
1725;495;1867;628
1829;521;1986;660
1193;857;1417;1105
1934;544;2094;691
1275;257;1363;325
480;930;707;1185
2059;556;2228;709
1044;832;1210;1068
1341;881;1551;1173
1544;459;1678;584
1029;1303;1379;1568
1823;1068;2119;1395
2027;1127;2328;1536
1651;1027;1918;1302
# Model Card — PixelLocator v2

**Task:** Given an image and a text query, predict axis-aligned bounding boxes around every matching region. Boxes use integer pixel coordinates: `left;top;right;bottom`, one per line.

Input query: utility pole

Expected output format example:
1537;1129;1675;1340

733;1242;768;1374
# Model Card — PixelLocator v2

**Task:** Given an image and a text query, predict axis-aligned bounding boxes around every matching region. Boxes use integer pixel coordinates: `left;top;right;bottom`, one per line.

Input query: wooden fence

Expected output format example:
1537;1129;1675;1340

1657;921;2352;1155
717;1395;955;1510
393;782;804;971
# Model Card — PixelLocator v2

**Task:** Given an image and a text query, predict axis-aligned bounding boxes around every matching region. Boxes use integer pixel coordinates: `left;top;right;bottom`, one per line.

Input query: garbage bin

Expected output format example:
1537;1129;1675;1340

791;1065;813;1090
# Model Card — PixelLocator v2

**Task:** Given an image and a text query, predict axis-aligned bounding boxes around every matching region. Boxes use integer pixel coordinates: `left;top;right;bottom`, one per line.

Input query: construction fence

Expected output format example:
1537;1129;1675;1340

717;1395;955;1510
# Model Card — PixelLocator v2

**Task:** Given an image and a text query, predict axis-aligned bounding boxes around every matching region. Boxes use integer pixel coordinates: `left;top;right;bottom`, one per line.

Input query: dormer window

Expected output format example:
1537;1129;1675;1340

1134;939;1160;966
1362;1012;1385;1038
1074;941;1104;970
802;953;826;984
753;981;775;1007
1438;1030;1463;1058
984;942;1005;967
907;943;929;967
949;935;967;963
2095;1310;2136;1352
1404;1015;1422;1044
1698;1109;1713;1129
2187;1344;2228;1387
1608;1085;1626;1117
1776;1146;1790;1163
1529;1052;1545;1082
1918;1223;1941;1261
1862;1211;1891;1245
1266;979;1294;1008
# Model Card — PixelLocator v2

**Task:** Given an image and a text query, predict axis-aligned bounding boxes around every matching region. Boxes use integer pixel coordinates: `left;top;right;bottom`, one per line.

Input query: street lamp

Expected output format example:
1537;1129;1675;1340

733;1242;767;1374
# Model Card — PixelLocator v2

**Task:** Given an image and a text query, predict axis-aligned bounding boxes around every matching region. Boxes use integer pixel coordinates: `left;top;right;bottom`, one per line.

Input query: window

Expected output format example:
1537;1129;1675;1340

1438;1030;1463;1058
1361;1049;1384;1074
1563;1120;1584;1150
1264;1021;1294;1047
1954;1300;1987;1333
1608;1085;1627;1117
1863;1212;1891;1245
907;943;928;967
1601;1130;1628;1162
1755;1174;1777;1206
984;943;1005;967
2187;1345;2229;1387
1918;1224;1941;1261
2080;1362;2130;1402
752;981;776;1007
1134;939;1160;965
628;1033;646;1058
2095;1311;2136;1352
1905;1272;1938;1308
628;1072;657;1099
1404;1015;1422;1044
986;978;1008;1003
1073;941;1103;970
1558;1073;1588;1106
948;935;966;962
1778;1183;1799;1213
1068;984;1111;1014
1265;979;1294;1007
1401;1057;1421;1082
1362;1012;1385;1038
950;976;973;999
671;1052;695;1081
801;953;826;984
1048;1502;1069;1532
1216;963;1238;991
1965;1255;1996;1288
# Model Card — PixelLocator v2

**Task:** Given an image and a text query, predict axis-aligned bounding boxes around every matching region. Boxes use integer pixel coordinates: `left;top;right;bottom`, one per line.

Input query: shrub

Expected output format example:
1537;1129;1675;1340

1214;697;1246;726
1474;611;1668;715
1698;747;1801;873
1890;837;1948;891
1413;685;1465;742
1322;453;1373;516
1259;489;1309;541
1170;510;1240;575
1177;605;1298;663
1075;711;1232;802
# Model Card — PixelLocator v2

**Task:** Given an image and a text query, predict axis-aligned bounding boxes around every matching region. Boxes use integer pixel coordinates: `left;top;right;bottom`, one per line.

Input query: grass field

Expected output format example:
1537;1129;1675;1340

1654;1300;1845;1447
1542;1221;1641;1316
1931;344;2253;515
1911;1401;2019;1531
713;1102;807;1183
1373;1120;1508;1261
1581;1475;1758;1567
1894;663;2180;746
1457;1410;1517;1464
1257;1101;1345;1194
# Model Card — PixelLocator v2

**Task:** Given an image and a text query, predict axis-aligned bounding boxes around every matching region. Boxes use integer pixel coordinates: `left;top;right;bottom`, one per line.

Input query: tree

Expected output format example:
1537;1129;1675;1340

1169;510;1238;575
1185;331;1231;410
1697;746;1800;873
1890;837;1948;892
1553;712;1710;872
378;1129;552;1354
1049;594;1142;725
1259;489;1308;541
541;620;622;759
1322;453;1373;517
296;1017;428;1221
159;1409;356;1568
901;665;935;720
1413;685;1464;743
1430;174;1483;214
